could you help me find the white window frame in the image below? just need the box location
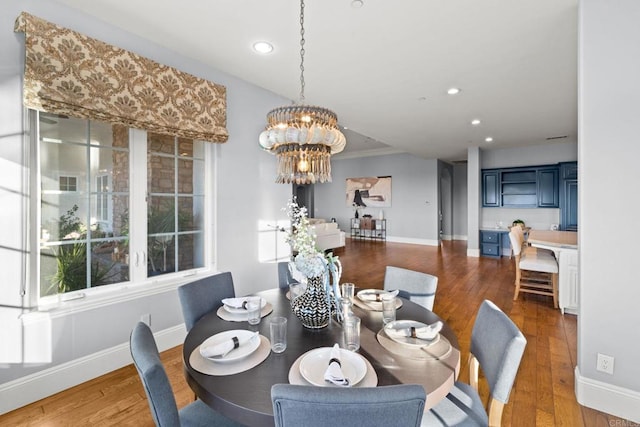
[29,111,217,311]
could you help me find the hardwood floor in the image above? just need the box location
[0,239,630,426]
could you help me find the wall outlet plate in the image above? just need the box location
[596,353,614,374]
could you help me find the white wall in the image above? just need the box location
[0,0,290,412]
[314,153,440,245]
[452,163,468,239]
[481,140,577,169]
[576,0,640,422]
[467,147,480,256]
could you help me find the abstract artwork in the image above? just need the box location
[346,176,392,207]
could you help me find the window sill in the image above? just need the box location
[26,269,217,320]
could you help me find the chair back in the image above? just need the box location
[277,261,294,288]
[383,266,438,311]
[508,230,523,257]
[470,300,527,404]
[271,384,425,427]
[178,272,235,331]
[130,322,180,427]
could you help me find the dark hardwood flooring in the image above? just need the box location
[0,239,630,426]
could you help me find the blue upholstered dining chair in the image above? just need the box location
[421,300,527,427]
[129,322,242,427]
[383,266,438,311]
[271,384,426,427]
[178,272,235,332]
[277,261,294,289]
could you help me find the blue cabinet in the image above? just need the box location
[480,230,508,258]
[482,171,500,207]
[537,168,559,207]
[560,162,578,231]
[482,164,560,208]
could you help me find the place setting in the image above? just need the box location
[288,343,378,388]
[216,296,274,322]
[376,319,452,361]
[352,289,403,311]
[189,329,272,376]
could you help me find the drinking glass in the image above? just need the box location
[381,296,396,325]
[340,297,353,321]
[343,316,361,351]
[270,317,288,353]
[246,299,262,325]
[341,283,355,303]
[289,282,304,302]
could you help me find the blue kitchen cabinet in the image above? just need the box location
[560,162,578,231]
[537,167,559,207]
[482,164,561,208]
[480,230,509,258]
[482,170,500,207]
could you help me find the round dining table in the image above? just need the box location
[182,288,460,427]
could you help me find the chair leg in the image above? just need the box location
[513,267,522,301]
[552,273,559,309]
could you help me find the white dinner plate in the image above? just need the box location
[222,297,266,314]
[199,330,260,363]
[383,320,440,348]
[299,347,367,387]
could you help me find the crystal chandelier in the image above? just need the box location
[259,0,346,184]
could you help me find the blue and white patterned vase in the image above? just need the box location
[291,275,330,329]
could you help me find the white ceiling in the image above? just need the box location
[56,0,578,161]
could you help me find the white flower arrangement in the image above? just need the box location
[283,198,342,299]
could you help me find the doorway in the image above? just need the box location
[294,184,315,218]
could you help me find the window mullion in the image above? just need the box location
[129,128,148,282]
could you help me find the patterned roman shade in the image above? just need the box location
[14,12,228,143]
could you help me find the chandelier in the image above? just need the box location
[259,0,346,184]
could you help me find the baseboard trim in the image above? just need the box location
[0,324,186,415]
[467,248,480,257]
[575,366,640,423]
[386,236,439,246]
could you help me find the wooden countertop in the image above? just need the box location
[528,230,577,249]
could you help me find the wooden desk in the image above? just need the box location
[528,230,579,314]
[182,288,460,426]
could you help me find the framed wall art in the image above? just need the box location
[345,176,391,208]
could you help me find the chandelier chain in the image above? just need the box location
[299,0,306,102]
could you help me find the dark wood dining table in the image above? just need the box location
[182,288,460,427]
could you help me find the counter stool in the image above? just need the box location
[508,230,559,308]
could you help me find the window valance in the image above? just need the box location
[14,12,228,143]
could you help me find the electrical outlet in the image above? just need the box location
[596,353,614,374]
[140,313,151,326]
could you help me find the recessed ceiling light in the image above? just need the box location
[485,137,494,143]
[351,0,364,8]
[447,87,461,95]
[253,41,273,54]
[471,119,481,126]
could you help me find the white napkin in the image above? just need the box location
[358,289,399,302]
[222,297,261,310]
[323,344,350,386]
[200,332,258,358]
[385,321,443,341]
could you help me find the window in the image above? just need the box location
[36,112,210,299]
[59,176,77,192]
